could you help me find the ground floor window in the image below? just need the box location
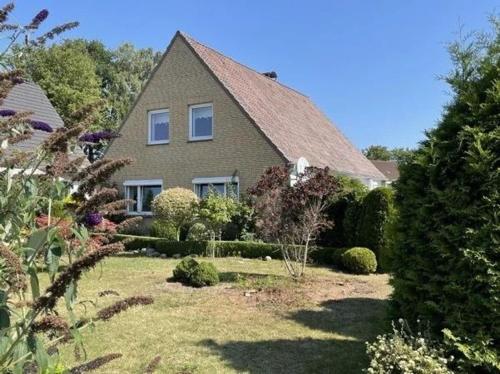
[192,176,239,199]
[124,179,162,214]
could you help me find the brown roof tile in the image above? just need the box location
[179,32,385,180]
[370,160,400,181]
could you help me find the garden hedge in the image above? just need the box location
[115,234,341,265]
[356,187,395,269]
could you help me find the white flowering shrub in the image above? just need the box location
[365,320,454,374]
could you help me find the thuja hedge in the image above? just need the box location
[114,234,340,265]
[391,26,499,372]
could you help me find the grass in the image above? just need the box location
[48,255,391,373]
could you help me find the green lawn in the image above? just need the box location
[50,255,391,373]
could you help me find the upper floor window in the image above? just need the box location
[189,103,213,141]
[148,109,169,144]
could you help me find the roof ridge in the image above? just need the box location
[179,31,309,98]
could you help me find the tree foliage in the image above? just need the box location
[10,38,161,132]
[249,166,339,278]
[198,191,237,242]
[363,145,415,163]
[18,41,102,124]
[391,20,499,372]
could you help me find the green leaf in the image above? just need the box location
[27,229,47,251]
[0,309,10,329]
[28,266,40,299]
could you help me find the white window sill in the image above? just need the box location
[127,211,153,216]
[188,136,213,142]
[147,140,169,145]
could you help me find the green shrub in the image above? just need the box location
[391,24,499,372]
[320,176,368,247]
[172,257,219,287]
[116,234,340,264]
[330,247,350,266]
[186,222,211,241]
[150,219,178,240]
[341,247,377,274]
[172,257,199,283]
[343,199,364,246]
[366,320,454,374]
[152,188,198,241]
[356,187,395,268]
[189,262,219,287]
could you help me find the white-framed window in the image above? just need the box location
[148,109,169,144]
[189,103,213,141]
[124,179,162,215]
[192,176,239,199]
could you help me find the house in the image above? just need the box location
[1,81,65,153]
[0,81,88,176]
[105,31,385,216]
[370,160,400,185]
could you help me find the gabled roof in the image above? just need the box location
[370,160,400,181]
[178,32,385,180]
[1,81,87,164]
[0,82,65,152]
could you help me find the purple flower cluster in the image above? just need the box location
[0,109,16,117]
[85,212,103,227]
[79,130,118,143]
[29,119,53,133]
[30,9,49,27]
[11,77,24,85]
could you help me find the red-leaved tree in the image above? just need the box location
[248,166,339,278]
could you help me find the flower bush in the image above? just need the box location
[365,320,454,374]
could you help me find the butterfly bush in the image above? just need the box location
[365,320,454,374]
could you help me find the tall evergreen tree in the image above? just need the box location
[391,20,499,372]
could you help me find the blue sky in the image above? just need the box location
[10,1,498,149]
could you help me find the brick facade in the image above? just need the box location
[106,36,286,197]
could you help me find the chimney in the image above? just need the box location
[262,71,278,80]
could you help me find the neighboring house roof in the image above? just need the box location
[178,32,385,180]
[0,81,87,163]
[1,82,65,151]
[370,160,400,181]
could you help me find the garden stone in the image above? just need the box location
[145,248,157,257]
[264,256,272,261]
[172,253,181,259]
[160,254,167,259]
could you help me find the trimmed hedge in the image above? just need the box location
[116,234,342,265]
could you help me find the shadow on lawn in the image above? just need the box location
[201,297,388,374]
[288,297,389,340]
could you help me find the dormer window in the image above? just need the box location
[189,103,213,141]
[148,109,169,144]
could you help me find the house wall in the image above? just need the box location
[106,36,285,202]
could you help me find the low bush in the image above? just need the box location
[341,247,377,274]
[365,320,454,374]
[190,262,219,287]
[172,257,199,283]
[150,219,178,240]
[186,222,211,241]
[172,257,219,287]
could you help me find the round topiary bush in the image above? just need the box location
[172,256,199,283]
[341,247,377,274]
[152,188,198,241]
[189,262,219,287]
